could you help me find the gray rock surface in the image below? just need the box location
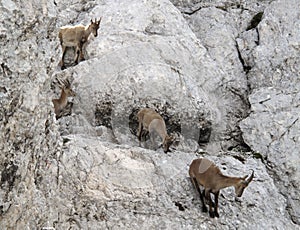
[0,0,299,229]
[238,0,300,224]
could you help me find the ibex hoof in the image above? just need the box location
[215,212,219,218]
[61,65,66,70]
[209,211,215,218]
[202,206,208,213]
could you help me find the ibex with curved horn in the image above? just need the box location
[189,158,254,218]
[58,18,102,69]
[52,79,76,119]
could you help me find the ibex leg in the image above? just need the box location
[61,45,67,70]
[191,177,207,212]
[205,190,215,218]
[74,45,80,64]
[214,191,220,218]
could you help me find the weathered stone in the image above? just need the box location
[238,0,300,224]
[0,0,299,229]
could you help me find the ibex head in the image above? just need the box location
[90,17,102,37]
[162,135,175,153]
[61,79,76,97]
[234,170,254,197]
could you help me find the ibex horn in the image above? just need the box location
[246,169,254,184]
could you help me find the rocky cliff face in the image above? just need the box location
[0,0,299,229]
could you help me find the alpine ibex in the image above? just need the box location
[58,18,102,69]
[52,79,76,119]
[137,108,174,153]
[189,158,254,218]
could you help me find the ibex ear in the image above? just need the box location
[90,19,93,24]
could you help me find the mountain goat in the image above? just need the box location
[52,79,76,119]
[58,18,102,69]
[137,108,174,153]
[189,158,254,218]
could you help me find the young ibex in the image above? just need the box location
[137,108,174,153]
[189,158,254,218]
[52,79,76,119]
[58,18,102,69]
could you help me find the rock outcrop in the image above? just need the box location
[0,0,299,229]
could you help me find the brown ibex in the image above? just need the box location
[189,158,254,218]
[137,108,174,153]
[58,18,102,69]
[52,79,76,119]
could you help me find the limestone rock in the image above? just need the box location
[0,0,299,229]
[239,0,300,224]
